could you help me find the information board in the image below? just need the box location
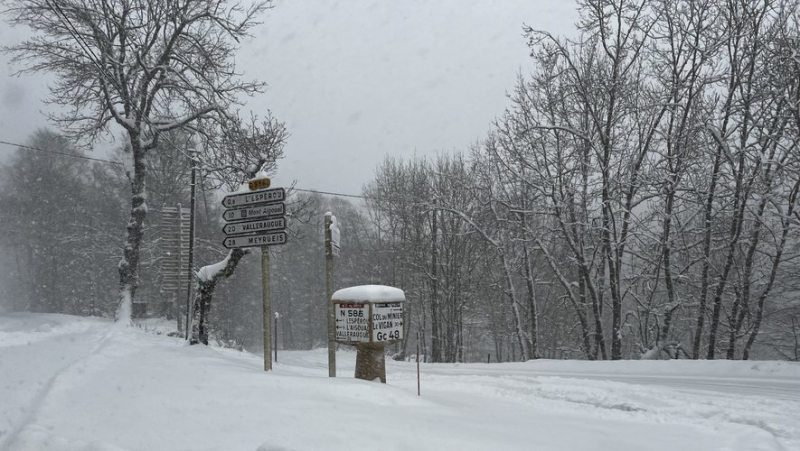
[334,303,369,343]
[371,302,403,342]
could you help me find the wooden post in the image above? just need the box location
[274,312,279,363]
[262,246,272,371]
[325,213,336,377]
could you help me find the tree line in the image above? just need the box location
[2,0,798,362]
[359,0,800,361]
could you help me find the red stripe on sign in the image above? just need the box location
[338,303,365,308]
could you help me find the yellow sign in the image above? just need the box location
[249,178,271,191]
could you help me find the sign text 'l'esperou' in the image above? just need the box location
[221,187,285,209]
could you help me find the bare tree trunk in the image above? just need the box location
[190,249,248,345]
[743,178,800,359]
[522,242,539,359]
[116,139,148,323]
[501,253,530,361]
[430,209,441,362]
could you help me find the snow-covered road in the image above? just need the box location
[395,360,800,401]
[1,313,798,451]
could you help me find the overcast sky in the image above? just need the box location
[0,0,579,197]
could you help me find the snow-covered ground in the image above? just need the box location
[1,313,798,451]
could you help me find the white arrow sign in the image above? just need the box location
[223,217,286,236]
[223,202,285,223]
[334,303,369,343]
[222,230,287,249]
[222,187,285,209]
[372,302,404,342]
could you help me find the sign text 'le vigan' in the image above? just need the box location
[221,183,288,249]
[372,302,403,342]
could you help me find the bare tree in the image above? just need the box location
[3,0,272,322]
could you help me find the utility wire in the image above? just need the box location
[0,138,123,166]
[0,139,365,199]
[293,188,365,199]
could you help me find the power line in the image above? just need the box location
[1,138,366,199]
[293,188,365,199]
[0,139,123,166]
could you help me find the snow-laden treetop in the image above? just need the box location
[332,285,405,302]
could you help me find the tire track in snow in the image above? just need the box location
[404,371,799,450]
[0,323,121,450]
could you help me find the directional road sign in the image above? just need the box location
[334,303,369,343]
[222,230,287,249]
[372,302,404,342]
[223,217,286,236]
[223,202,284,223]
[222,187,285,209]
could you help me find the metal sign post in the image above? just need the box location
[221,178,287,372]
[417,331,421,396]
[274,312,280,363]
[261,246,272,371]
[185,149,198,340]
[325,213,336,377]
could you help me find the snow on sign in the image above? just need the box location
[372,302,403,342]
[334,303,369,343]
[221,187,285,208]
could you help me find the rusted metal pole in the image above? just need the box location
[325,213,336,377]
[417,331,421,396]
[185,150,198,340]
[262,246,272,371]
[274,312,279,363]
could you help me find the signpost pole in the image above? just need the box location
[274,312,279,363]
[185,150,198,341]
[262,246,272,371]
[175,203,184,335]
[417,331,421,396]
[325,213,336,377]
